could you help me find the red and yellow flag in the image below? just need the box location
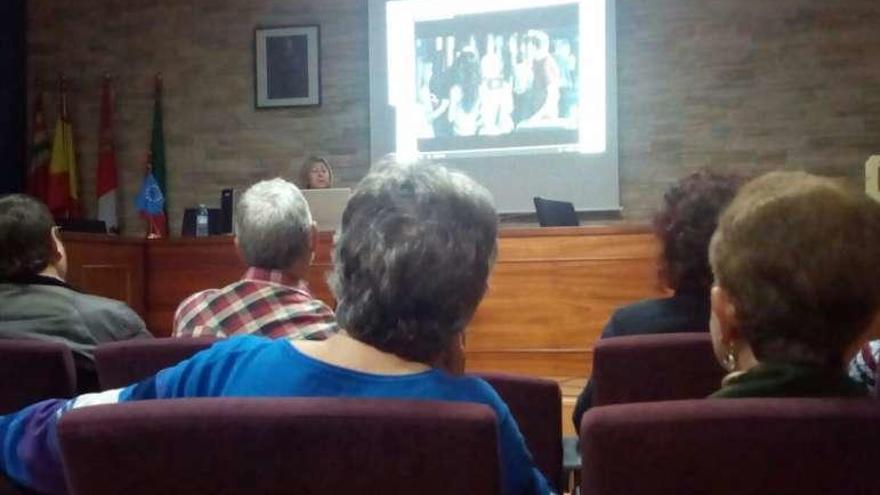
[46,76,80,218]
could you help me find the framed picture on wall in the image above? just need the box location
[255,25,321,108]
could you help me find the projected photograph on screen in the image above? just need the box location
[386,0,607,159]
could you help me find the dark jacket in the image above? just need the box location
[0,275,152,387]
[572,289,710,431]
[710,361,868,399]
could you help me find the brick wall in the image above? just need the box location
[27,0,880,233]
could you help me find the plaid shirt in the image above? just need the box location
[849,339,880,395]
[173,267,337,340]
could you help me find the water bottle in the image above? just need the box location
[196,204,209,237]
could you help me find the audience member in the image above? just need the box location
[0,164,551,495]
[0,194,152,388]
[572,171,741,428]
[173,178,337,340]
[297,156,333,189]
[708,171,880,398]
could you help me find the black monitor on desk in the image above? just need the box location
[533,197,579,227]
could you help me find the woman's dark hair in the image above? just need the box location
[654,170,742,292]
[451,51,481,112]
[0,194,55,279]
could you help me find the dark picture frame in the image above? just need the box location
[255,25,321,108]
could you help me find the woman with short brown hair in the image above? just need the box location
[297,156,333,189]
[709,171,880,398]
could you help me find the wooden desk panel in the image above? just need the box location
[465,227,662,383]
[62,227,659,436]
[62,233,146,317]
[144,237,246,336]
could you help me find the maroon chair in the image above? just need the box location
[592,333,725,406]
[0,340,76,414]
[58,397,500,495]
[581,398,880,495]
[94,337,218,389]
[0,475,39,495]
[478,372,563,492]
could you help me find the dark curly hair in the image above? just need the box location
[654,170,742,292]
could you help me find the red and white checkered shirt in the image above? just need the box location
[172,267,337,340]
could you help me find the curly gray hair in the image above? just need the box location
[329,162,498,363]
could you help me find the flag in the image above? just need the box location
[135,153,167,239]
[45,76,80,218]
[136,76,169,238]
[96,75,119,232]
[26,91,50,201]
[151,75,168,213]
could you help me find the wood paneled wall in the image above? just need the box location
[63,233,147,317]
[466,227,663,379]
[64,227,661,434]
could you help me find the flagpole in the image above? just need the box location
[97,71,120,234]
[58,74,67,122]
[58,74,69,219]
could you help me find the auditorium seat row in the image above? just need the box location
[0,338,564,493]
[1,335,877,494]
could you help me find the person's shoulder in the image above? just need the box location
[208,335,279,354]
[438,374,510,414]
[176,285,227,311]
[70,290,130,311]
[172,286,227,331]
[607,295,708,336]
[177,335,282,371]
[612,297,671,320]
[71,292,145,330]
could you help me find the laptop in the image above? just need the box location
[301,188,351,231]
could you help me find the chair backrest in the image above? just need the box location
[0,474,38,495]
[478,372,563,491]
[0,340,76,414]
[59,397,500,495]
[592,332,724,406]
[94,337,218,389]
[581,398,880,495]
[533,197,579,227]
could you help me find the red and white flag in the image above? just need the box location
[96,75,118,232]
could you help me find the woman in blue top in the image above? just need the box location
[0,163,551,495]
